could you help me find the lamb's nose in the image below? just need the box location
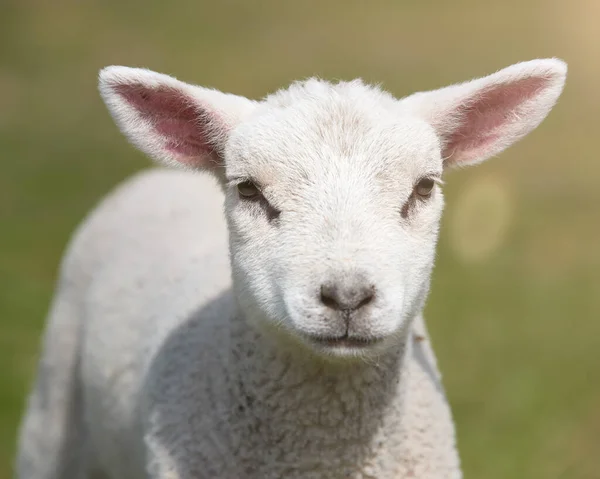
[320,277,375,312]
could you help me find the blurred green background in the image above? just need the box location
[1,0,598,477]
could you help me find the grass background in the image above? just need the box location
[1,0,599,477]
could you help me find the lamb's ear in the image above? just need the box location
[400,59,567,167]
[98,66,256,174]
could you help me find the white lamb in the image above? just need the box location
[15,58,567,479]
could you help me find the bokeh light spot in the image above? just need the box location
[449,175,513,264]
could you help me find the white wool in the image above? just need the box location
[16,59,566,478]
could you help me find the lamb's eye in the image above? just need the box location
[237,181,260,199]
[415,178,435,198]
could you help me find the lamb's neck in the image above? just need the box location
[226,315,413,476]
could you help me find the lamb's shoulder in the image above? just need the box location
[71,168,232,477]
[77,166,230,390]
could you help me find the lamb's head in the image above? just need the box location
[99,59,567,358]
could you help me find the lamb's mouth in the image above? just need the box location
[306,334,384,348]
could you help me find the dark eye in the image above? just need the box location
[237,181,260,199]
[415,178,435,198]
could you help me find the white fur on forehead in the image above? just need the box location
[227,77,441,185]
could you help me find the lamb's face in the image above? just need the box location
[225,82,445,356]
[99,59,566,358]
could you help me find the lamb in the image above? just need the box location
[15,58,567,479]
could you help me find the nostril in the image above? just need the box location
[355,288,375,309]
[320,284,340,309]
[319,282,375,312]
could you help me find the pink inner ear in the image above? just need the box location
[443,76,549,161]
[115,83,215,163]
